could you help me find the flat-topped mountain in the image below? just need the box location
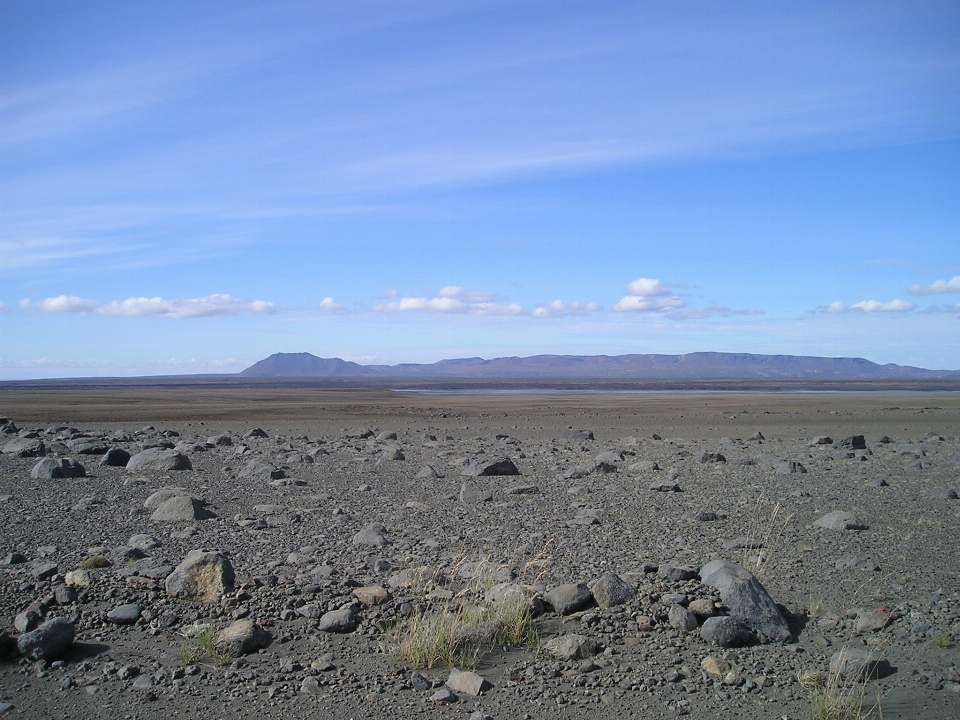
[240,351,959,379]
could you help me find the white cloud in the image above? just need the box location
[626,278,671,297]
[614,277,688,313]
[827,298,916,314]
[373,286,514,315]
[20,295,99,313]
[532,299,602,318]
[613,295,686,312]
[19,293,276,318]
[909,275,960,295]
[318,297,346,312]
[98,294,276,318]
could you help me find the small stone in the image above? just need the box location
[544,583,592,615]
[590,573,635,608]
[814,511,867,531]
[699,616,753,648]
[214,619,272,657]
[317,607,356,633]
[668,604,699,632]
[353,585,389,606]
[688,598,716,618]
[164,550,234,602]
[352,524,390,546]
[701,656,732,676]
[542,634,601,660]
[829,648,893,681]
[445,668,492,696]
[429,687,458,704]
[64,569,92,587]
[106,604,141,625]
[658,565,698,582]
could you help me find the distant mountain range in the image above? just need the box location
[239,352,960,380]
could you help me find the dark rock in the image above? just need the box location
[107,604,141,624]
[700,616,753,647]
[544,583,592,615]
[99,448,131,467]
[461,457,520,477]
[214,620,272,656]
[17,618,74,661]
[699,559,791,642]
[590,573,635,608]
[317,607,356,633]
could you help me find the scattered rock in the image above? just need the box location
[461,457,520,476]
[699,616,753,647]
[699,559,791,642]
[814,511,867,531]
[542,634,601,660]
[17,618,74,661]
[446,669,491,696]
[829,647,893,681]
[214,619,272,656]
[164,550,234,602]
[317,607,357,633]
[126,448,192,472]
[543,583,592,615]
[589,573,635,608]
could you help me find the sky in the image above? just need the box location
[1,0,959,379]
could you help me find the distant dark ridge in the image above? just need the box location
[239,352,960,380]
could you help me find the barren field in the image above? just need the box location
[1,388,959,719]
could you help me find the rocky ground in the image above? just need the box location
[0,390,959,719]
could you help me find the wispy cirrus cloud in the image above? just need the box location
[19,293,276,319]
[825,298,916,314]
[909,275,960,296]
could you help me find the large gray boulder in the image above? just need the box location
[699,560,791,643]
[151,495,211,522]
[30,458,85,479]
[126,448,192,472]
[17,618,74,660]
[3,438,45,457]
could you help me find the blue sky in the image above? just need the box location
[1,1,959,379]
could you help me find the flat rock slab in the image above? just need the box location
[830,647,894,681]
[699,559,791,642]
[446,669,491,696]
[814,511,867,531]
[542,634,601,660]
[126,448,192,472]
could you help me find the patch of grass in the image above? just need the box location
[810,688,865,720]
[739,494,794,582]
[388,598,538,670]
[178,625,231,667]
[798,668,826,689]
[930,633,952,649]
[806,597,827,617]
[79,555,110,570]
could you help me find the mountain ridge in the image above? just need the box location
[239,352,960,380]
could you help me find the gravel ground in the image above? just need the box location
[1,391,958,719]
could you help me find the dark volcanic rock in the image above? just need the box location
[699,560,791,642]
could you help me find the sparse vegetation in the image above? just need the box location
[178,625,231,667]
[79,555,110,570]
[740,494,794,582]
[930,633,952,649]
[388,597,538,670]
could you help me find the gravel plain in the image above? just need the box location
[1,388,959,719]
